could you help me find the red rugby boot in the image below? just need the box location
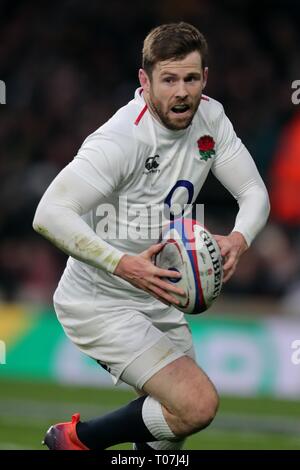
[42,413,89,450]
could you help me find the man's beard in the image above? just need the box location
[149,94,200,131]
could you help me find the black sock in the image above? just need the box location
[76,396,156,449]
[134,442,154,450]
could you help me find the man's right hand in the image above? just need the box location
[113,243,185,306]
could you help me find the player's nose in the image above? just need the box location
[175,81,188,99]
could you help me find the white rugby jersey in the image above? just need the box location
[33,88,270,298]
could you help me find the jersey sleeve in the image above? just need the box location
[32,165,125,273]
[211,106,270,246]
[212,104,245,167]
[69,131,131,196]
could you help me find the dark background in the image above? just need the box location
[1,0,300,311]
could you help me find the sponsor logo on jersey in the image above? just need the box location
[143,155,160,174]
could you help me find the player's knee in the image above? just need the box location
[178,389,219,436]
[193,391,219,430]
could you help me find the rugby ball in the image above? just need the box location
[155,218,223,314]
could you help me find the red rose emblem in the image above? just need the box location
[197,135,216,161]
[197,135,215,152]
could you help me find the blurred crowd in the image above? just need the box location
[0,0,300,312]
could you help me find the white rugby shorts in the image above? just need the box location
[53,275,195,389]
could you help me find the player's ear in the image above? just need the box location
[139,68,150,93]
[202,67,208,90]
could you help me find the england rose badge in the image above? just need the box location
[197,135,215,161]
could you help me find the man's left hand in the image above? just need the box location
[213,231,248,283]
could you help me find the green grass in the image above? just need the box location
[0,379,300,450]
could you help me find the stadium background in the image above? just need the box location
[1,0,300,450]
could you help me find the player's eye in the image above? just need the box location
[185,76,200,82]
[163,77,175,83]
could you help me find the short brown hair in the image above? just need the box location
[142,22,208,76]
